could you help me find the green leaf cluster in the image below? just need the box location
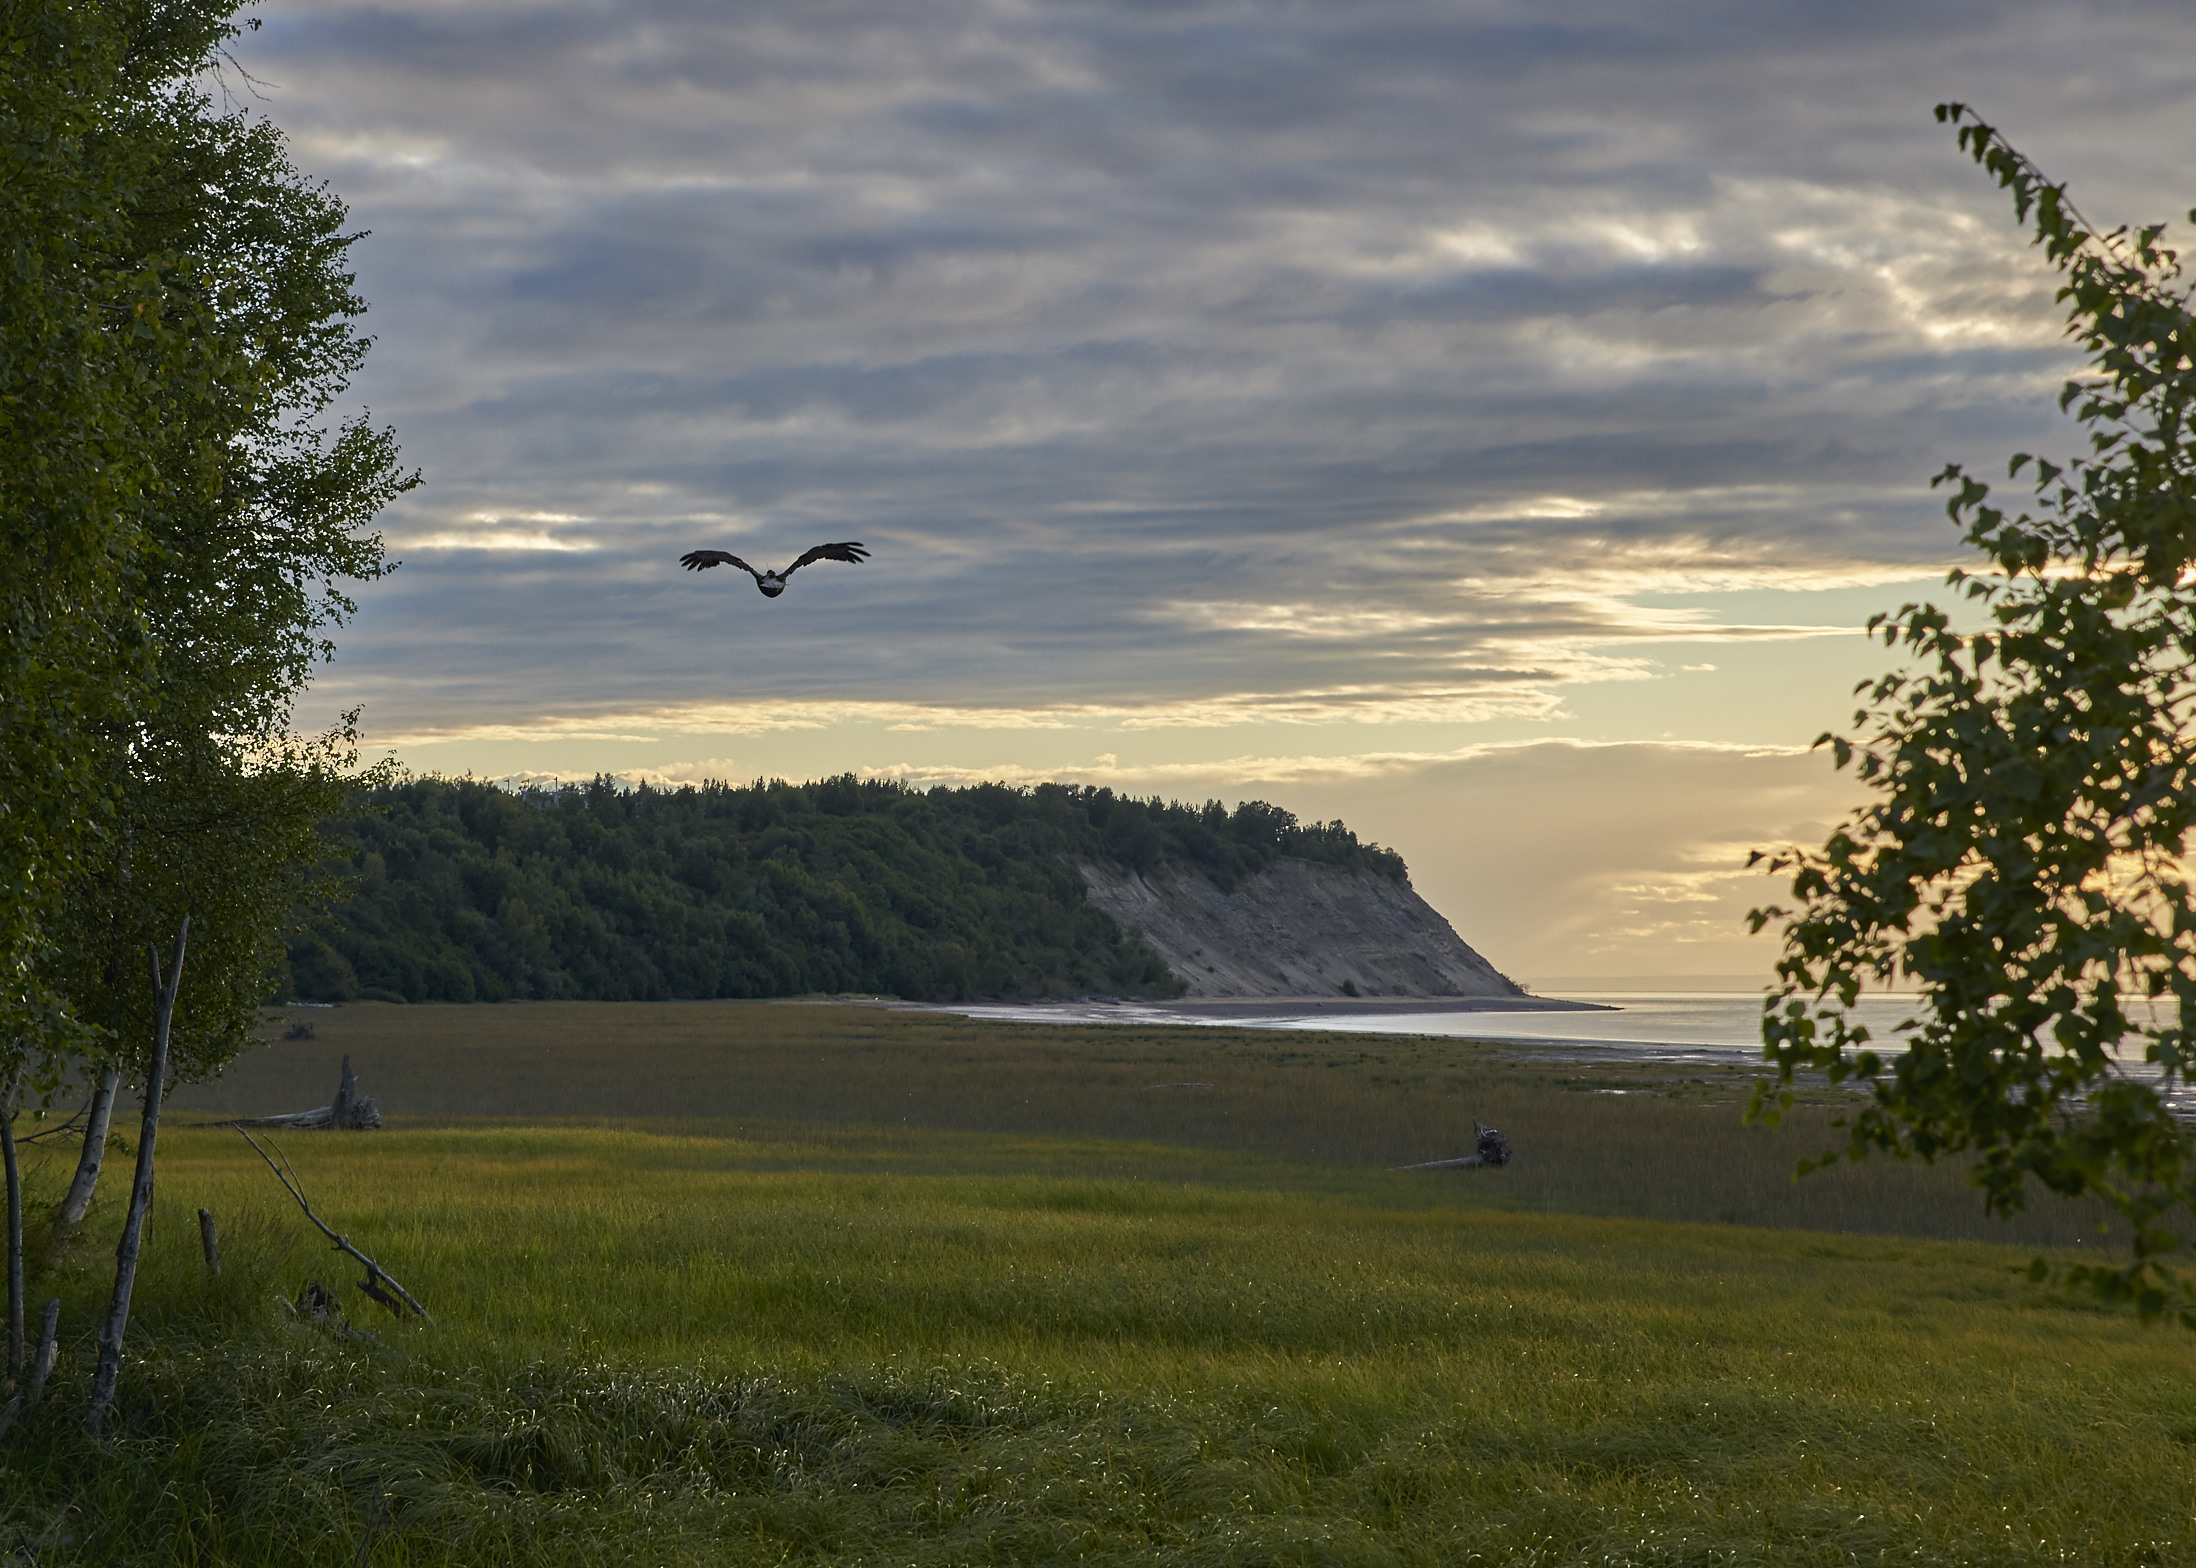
[1752,105,2196,1321]
[2,0,408,1097]
[0,0,212,1046]
[284,777,1408,1004]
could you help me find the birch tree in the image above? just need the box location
[1754,105,2196,1322]
[1,0,407,1423]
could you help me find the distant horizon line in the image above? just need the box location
[1523,973,1924,995]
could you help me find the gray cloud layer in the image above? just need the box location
[237,0,2196,733]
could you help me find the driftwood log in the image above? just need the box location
[1397,1123,1513,1172]
[235,1055,381,1130]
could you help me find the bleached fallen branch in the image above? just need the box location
[233,1127,427,1321]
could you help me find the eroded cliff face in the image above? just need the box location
[1078,859,1521,999]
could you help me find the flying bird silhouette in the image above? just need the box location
[678,541,870,597]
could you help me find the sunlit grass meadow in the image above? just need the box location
[5,1003,2193,1564]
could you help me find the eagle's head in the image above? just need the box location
[757,575,787,597]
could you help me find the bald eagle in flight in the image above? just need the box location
[678,541,870,597]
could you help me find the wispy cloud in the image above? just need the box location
[398,531,600,553]
[391,509,601,552]
[372,681,1622,749]
[855,735,1812,789]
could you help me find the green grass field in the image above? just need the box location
[6,1003,2193,1564]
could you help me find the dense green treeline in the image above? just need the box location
[283,776,1409,1004]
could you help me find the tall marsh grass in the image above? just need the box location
[167,1001,2115,1245]
[0,1003,2183,1564]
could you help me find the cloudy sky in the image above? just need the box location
[240,0,2196,984]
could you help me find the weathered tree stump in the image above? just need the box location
[235,1055,381,1130]
[1397,1122,1513,1172]
[287,1278,386,1344]
[292,1279,339,1322]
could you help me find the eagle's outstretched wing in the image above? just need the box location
[680,549,760,578]
[782,541,871,575]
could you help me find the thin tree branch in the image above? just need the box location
[232,1127,427,1320]
[19,1104,90,1145]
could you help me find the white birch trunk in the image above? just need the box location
[86,917,188,1438]
[2,1066,20,1382]
[57,1060,122,1229]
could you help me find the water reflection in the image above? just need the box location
[927,991,2195,1112]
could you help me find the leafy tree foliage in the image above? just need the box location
[1,0,404,1071]
[57,735,380,1084]
[0,0,198,1047]
[1753,106,2196,1321]
[285,777,1408,1004]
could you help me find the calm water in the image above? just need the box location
[930,991,2193,1108]
[1273,993,1911,1064]
[936,992,1850,1065]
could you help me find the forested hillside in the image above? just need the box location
[283,776,1409,1003]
